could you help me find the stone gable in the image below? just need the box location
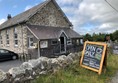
[28,2,70,28]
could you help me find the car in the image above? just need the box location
[0,49,18,61]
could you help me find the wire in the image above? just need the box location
[105,0,118,12]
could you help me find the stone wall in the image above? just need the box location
[28,1,70,28]
[0,53,81,83]
[0,25,28,54]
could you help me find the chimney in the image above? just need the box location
[7,14,12,20]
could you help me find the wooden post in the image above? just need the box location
[103,48,107,73]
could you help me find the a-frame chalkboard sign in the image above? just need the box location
[80,41,107,75]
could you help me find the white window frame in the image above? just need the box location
[28,36,34,48]
[67,39,72,45]
[14,28,18,47]
[6,29,9,46]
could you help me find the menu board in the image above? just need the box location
[113,43,118,55]
[80,41,107,75]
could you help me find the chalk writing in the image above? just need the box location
[82,44,103,69]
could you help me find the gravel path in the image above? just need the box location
[109,72,118,83]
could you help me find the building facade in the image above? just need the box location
[0,0,83,58]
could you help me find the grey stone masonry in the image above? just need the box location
[0,25,28,54]
[28,1,70,28]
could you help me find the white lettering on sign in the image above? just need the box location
[86,44,96,52]
[85,51,95,57]
[96,48,103,54]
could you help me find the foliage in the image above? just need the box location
[84,33,93,41]
[83,30,118,42]
[33,53,118,83]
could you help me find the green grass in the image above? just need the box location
[33,53,118,83]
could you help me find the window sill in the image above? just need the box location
[14,45,18,47]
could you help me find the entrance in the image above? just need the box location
[60,36,66,53]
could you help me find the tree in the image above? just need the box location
[84,33,93,41]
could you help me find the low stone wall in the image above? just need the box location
[0,53,80,83]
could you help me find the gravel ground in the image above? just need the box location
[109,72,118,83]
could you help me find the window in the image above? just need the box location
[67,39,72,45]
[14,28,18,46]
[0,32,2,44]
[0,49,8,53]
[28,37,34,48]
[6,29,9,46]
[80,39,83,45]
[76,39,79,45]
[51,40,58,45]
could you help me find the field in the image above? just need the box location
[33,53,118,83]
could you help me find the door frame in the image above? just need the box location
[59,31,68,54]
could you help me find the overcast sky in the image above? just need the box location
[0,0,118,35]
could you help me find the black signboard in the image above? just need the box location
[113,43,118,55]
[80,41,107,75]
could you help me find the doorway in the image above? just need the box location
[60,36,66,53]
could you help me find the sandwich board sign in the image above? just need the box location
[80,41,107,75]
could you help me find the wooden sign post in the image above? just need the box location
[80,41,107,75]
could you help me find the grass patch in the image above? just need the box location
[33,53,118,83]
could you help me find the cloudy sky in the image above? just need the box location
[0,0,118,35]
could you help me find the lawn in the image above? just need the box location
[32,53,118,83]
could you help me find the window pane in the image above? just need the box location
[0,50,5,53]
[67,39,72,45]
[7,35,9,39]
[7,40,9,44]
[30,43,33,46]
[29,37,34,47]
[51,40,58,45]
[14,34,18,39]
[30,38,33,41]
[15,40,18,45]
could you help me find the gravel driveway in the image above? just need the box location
[0,60,23,72]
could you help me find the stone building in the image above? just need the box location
[0,0,83,58]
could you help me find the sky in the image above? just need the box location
[0,0,118,35]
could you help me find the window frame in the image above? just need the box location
[51,40,58,45]
[67,39,72,45]
[28,36,34,48]
[14,28,18,47]
[6,29,10,46]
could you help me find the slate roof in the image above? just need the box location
[0,0,72,29]
[27,24,82,40]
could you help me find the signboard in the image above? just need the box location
[40,41,48,48]
[80,41,107,75]
[113,43,118,55]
